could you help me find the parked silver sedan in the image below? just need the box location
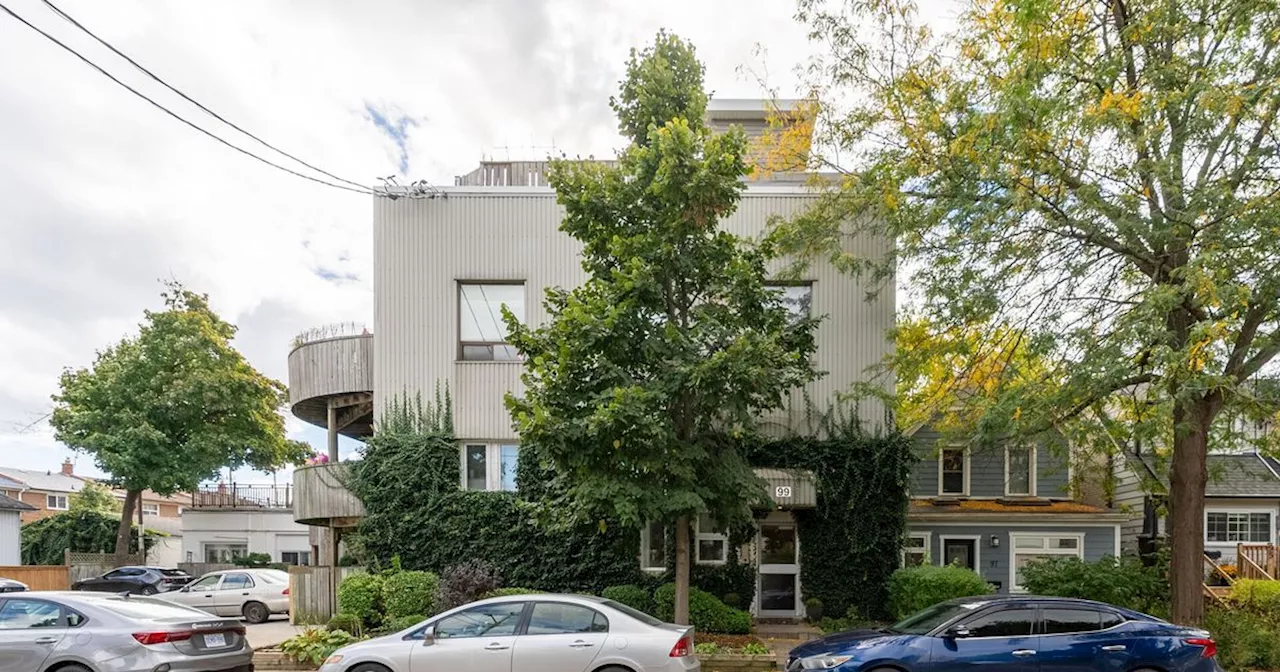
[320,593,699,672]
[158,567,291,623]
[0,591,252,672]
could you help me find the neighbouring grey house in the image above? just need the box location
[0,492,35,565]
[1112,450,1280,565]
[906,424,1130,593]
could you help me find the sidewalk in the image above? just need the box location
[245,617,306,650]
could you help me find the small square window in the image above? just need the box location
[460,444,521,492]
[767,283,813,325]
[46,495,68,510]
[141,503,159,516]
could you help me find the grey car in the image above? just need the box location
[0,591,252,672]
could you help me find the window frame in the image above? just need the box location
[188,575,222,591]
[458,443,520,492]
[938,447,970,496]
[140,502,160,516]
[457,281,525,362]
[0,598,69,630]
[1004,444,1037,497]
[903,532,931,567]
[950,606,1037,639]
[203,542,249,563]
[430,601,529,640]
[640,521,667,573]
[694,514,729,566]
[521,601,610,636]
[281,551,312,566]
[46,494,68,511]
[1038,606,1126,636]
[764,281,814,325]
[1205,510,1274,544]
[1008,533,1086,593]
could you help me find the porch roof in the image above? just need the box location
[908,498,1132,523]
[756,468,816,509]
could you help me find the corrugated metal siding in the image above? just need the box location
[0,511,20,565]
[908,524,1116,593]
[374,189,894,442]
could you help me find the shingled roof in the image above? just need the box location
[0,492,36,512]
[1133,452,1280,498]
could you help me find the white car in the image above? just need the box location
[158,568,290,623]
[321,593,699,672]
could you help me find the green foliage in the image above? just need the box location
[1205,608,1280,672]
[690,562,757,613]
[654,584,752,634]
[818,607,885,635]
[744,412,914,620]
[384,614,428,633]
[69,481,121,515]
[504,31,820,619]
[603,585,653,614]
[20,510,150,565]
[326,613,363,637]
[1019,555,1169,614]
[382,570,439,620]
[436,561,502,613]
[232,552,274,568]
[49,282,307,553]
[337,573,384,628]
[804,597,824,623]
[887,565,993,620]
[1228,579,1280,614]
[721,593,742,610]
[280,627,358,666]
[740,641,770,656]
[694,642,722,655]
[482,587,541,598]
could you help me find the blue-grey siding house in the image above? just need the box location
[906,425,1129,593]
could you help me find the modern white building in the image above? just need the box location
[182,485,313,566]
[0,492,34,565]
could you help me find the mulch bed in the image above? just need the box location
[701,633,769,649]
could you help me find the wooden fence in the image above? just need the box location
[178,562,238,578]
[288,566,363,625]
[0,566,70,590]
[66,551,142,584]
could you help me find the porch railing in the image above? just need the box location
[190,484,292,509]
[1237,543,1278,581]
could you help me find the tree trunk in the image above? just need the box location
[116,489,139,556]
[1168,397,1213,626]
[674,515,691,625]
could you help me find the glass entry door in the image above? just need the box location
[758,519,799,617]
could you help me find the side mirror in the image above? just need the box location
[945,625,971,639]
[421,626,436,647]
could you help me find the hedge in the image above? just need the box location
[887,565,993,619]
[1018,555,1167,614]
[654,584,751,634]
[602,585,653,614]
[337,573,385,627]
[382,570,439,620]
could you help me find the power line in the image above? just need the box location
[0,1,379,196]
[38,0,374,193]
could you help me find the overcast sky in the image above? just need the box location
[0,0,955,484]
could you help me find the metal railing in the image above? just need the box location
[290,323,370,350]
[190,484,293,509]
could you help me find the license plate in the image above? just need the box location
[203,633,227,648]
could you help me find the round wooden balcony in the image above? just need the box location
[293,463,365,528]
[287,326,374,440]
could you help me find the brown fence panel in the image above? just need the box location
[287,566,364,625]
[0,566,70,591]
[64,552,143,584]
[178,563,238,578]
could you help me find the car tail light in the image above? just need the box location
[669,634,692,658]
[1185,638,1217,658]
[283,587,290,596]
[133,631,193,645]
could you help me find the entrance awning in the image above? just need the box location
[755,468,816,509]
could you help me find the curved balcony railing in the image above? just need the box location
[293,463,365,527]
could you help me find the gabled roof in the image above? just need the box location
[0,492,36,512]
[0,467,86,494]
[1133,452,1280,498]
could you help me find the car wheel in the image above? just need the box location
[349,664,392,672]
[51,665,90,672]
[140,585,157,595]
[242,601,271,624]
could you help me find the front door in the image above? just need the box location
[758,515,799,617]
[943,538,978,570]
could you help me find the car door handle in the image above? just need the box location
[34,637,59,645]
[484,643,510,651]
[569,641,595,648]
[242,592,249,596]
[1102,645,1127,652]
[1012,649,1037,657]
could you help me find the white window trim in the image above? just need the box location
[903,532,931,567]
[459,443,520,492]
[695,516,728,566]
[140,503,160,516]
[1205,509,1274,545]
[1008,532,1085,593]
[938,447,971,496]
[46,494,68,510]
[640,521,666,573]
[1004,445,1037,497]
[939,535,981,573]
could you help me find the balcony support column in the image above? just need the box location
[326,403,339,462]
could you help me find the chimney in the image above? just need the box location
[61,459,73,476]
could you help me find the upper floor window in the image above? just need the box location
[1006,445,1035,496]
[46,494,68,510]
[459,283,524,361]
[939,448,968,496]
[1207,511,1273,544]
[141,503,160,516]
[767,283,813,325]
[461,443,520,492]
[641,521,667,572]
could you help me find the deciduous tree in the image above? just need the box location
[69,480,121,515]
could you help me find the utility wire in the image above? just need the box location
[38,0,374,193]
[0,0,378,196]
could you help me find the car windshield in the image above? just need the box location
[888,599,991,635]
[600,599,665,628]
[158,569,189,577]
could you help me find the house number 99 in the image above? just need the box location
[775,486,793,498]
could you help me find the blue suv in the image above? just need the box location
[787,596,1222,671]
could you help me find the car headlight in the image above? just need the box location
[800,654,854,669]
[322,654,344,666]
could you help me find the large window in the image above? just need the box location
[940,448,967,495]
[695,514,728,565]
[641,521,666,572]
[281,551,312,566]
[1006,445,1034,496]
[141,503,160,516]
[1010,533,1083,592]
[460,444,520,492]
[459,283,524,361]
[204,543,248,563]
[46,494,68,510]
[903,532,930,567]
[1206,511,1273,543]
[767,283,813,324]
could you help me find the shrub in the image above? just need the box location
[382,570,439,619]
[804,597,824,622]
[337,573,385,627]
[436,561,503,612]
[280,627,358,666]
[1205,607,1280,671]
[232,552,274,568]
[385,614,428,633]
[482,587,541,598]
[741,641,770,655]
[602,585,653,614]
[326,613,363,636]
[1017,555,1167,614]
[887,565,993,620]
[721,592,742,610]
[654,584,752,634]
[694,642,722,655]
[1228,579,1280,614]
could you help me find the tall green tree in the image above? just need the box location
[51,282,308,555]
[505,32,821,624]
[775,0,1280,624]
[69,481,121,515]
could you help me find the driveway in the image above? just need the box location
[245,616,306,649]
